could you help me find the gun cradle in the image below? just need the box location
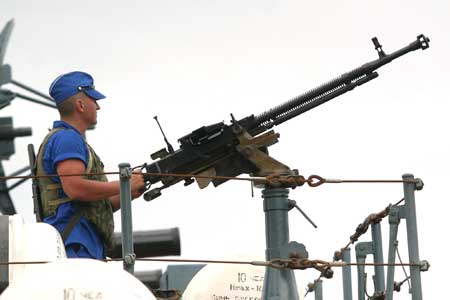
[193,129,294,189]
[235,129,293,177]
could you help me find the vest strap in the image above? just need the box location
[86,148,93,174]
[45,183,62,190]
[61,207,83,242]
[47,197,72,206]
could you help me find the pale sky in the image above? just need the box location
[1,0,449,299]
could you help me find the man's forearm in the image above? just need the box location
[109,190,142,211]
[109,194,121,211]
[63,178,120,201]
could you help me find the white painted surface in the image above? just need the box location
[8,214,66,283]
[183,255,304,300]
[0,259,155,300]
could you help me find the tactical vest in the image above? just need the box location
[36,128,115,249]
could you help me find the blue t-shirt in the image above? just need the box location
[43,120,105,259]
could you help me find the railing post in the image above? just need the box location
[261,188,300,300]
[119,162,135,274]
[355,242,370,300]
[314,279,323,300]
[403,174,423,300]
[342,248,353,300]
[386,207,400,300]
[371,222,385,293]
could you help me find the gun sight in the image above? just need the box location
[153,116,175,154]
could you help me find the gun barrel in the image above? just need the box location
[107,228,180,258]
[0,126,32,140]
[250,34,430,134]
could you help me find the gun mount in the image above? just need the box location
[142,34,430,201]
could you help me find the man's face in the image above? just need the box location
[82,95,100,126]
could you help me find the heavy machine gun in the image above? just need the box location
[141,34,430,201]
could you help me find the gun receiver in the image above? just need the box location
[142,34,430,201]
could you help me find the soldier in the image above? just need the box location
[36,71,145,259]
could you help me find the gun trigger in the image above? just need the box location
[195,168,216,189]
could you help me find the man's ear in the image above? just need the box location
[74,98,85,111]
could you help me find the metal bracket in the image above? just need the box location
[419,260,430,272]
[124,253,136,267]
[355,241,374,258]
[119,166,132,179]
[414,178,424,191]
[279,241,309,260]
[389,206,402,224]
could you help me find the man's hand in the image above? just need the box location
[130,170,145,199]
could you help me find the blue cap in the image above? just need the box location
[49,71,106,105]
